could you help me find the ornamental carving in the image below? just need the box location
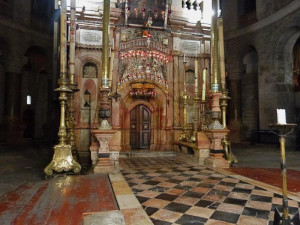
[118,50,168,93]
[83,63,98,78]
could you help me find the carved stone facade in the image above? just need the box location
[69,0,212,162]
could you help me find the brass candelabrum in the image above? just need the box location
[269,123,299,225]
[190,96,200,142]
[220,89,238,165]
[66,0,80,162]
[179,61,190,142]
[44,0,81,177]
[200,100,207,130]
[66,84,79,161]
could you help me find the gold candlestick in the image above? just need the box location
[191,57,199,142]
[66,0,80,161]
[179,61,189,141]
[269,123,299,225]
[99,0,112,130]
[44,0,81,176]
[200,100,207,131]
[220,89,238,165]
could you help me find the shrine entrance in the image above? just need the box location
[130,105,151,149]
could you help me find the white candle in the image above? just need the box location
[201,69,207,101]
[277,109,287,124]
[183,54,186,62]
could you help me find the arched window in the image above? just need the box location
[83,62,98,78]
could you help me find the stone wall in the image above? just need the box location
[0,0,54,142]
[223,0,300,145]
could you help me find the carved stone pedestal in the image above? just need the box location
[92,130,118,173]
[204,129,230,168]
[197,132,211,164]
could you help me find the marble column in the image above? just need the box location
[5,71,22,143]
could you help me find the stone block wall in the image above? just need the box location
[223,0,300,145]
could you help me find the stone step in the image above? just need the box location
[120,151,176,158]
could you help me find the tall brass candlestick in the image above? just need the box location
[218,17,226,91]
[44,0,81,176]
[191,57,199,142]
[220,90,238,165]
[102,0,110,88]
[179,61,189,141]
[201,69,207,130]
[99,0,112,130]
[211,0,219,92]
[67,0,80,160]
[201,69,207,101]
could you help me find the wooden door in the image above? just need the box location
[130,105,151,149]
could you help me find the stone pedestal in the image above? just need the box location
[204,129,230,168]
[92,129,118,173]
[197,132,211,164]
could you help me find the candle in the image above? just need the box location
[184,54,186,62]
[277,109,287,124]
[201,69,207,101]
[195,58,198,94]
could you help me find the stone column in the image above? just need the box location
[5,70,22,143]
[228,79,242,143]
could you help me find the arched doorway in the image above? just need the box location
[23,108,35,139]
[130,105,151,149]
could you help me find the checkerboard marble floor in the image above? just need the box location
[119,157,300,225]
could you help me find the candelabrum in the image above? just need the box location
[179,61,190,142]
[200,100,207,130]
[269,123,299,225]
[220,89,238,165]
[190,96,200,142]
[66,85,79,161]
[44,0,81,177]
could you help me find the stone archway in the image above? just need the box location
[119,84,167,151]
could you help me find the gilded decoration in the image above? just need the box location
[118,50,168,94]
[83,63,98,78]
[44,144,81,176]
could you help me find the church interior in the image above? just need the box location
[0,0,300,224]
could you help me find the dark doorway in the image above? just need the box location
[130,105,151,149]
[23,108,35,139]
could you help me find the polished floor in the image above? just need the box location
[119,156,300,225]
[1,142,300,224]
[0,174,118,225]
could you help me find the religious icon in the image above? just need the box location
[163,38,169,46]
[142,30,149,38]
